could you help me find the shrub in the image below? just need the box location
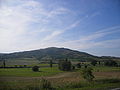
[24,65,27,68]
[91,60,97,66]
[81,67,94,82]
[58,59,72,71]
[32,66,39,72]
[76,63,81,68]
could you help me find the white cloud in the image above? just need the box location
[0,0,71,52]
[54,25,120,50]
[42,20,80,41]
[43,31,62,41]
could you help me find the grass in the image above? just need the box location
[0,66,120,90]
[0,67,63,77]
[56,78,120,90]
[0,78,120,90]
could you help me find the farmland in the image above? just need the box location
[0,48,120,90]
[0,65,120,90]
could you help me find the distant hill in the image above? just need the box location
[0,47,120,61]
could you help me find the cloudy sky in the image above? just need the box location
[0,0,120,56]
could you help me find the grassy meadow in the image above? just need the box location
[0,67,63,77]
[0,64,120,90]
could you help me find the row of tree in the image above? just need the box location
[90,60,118,67]
[1,58,119,69]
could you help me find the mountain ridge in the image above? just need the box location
[0,47,119,61]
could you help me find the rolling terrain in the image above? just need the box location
[0,47,119,62]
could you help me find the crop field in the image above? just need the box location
[0,65,120,90]
[0,67,63,77]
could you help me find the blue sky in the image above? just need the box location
[0,0,120,56]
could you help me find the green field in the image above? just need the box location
[0,67,63,77]
[0,66,120,90]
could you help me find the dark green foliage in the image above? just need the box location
[76,63,81,68]
[58,59,72,71]
[32,66,39,72]
[91,60,97,66]
[104,60,118,67]
[81,67,94,82]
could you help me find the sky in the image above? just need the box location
[0,0,120,57]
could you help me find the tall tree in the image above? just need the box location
[50,60,53,68]
[3,60,6,68]
[104,60,118,67]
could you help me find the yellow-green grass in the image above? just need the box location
[0,67,63,77]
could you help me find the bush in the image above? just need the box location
[91,60,97,66]
[81,67,94,82]
[58,59,72,71]
[32,66,39,72]
[24,65,27,68]
[76,63,81,68]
